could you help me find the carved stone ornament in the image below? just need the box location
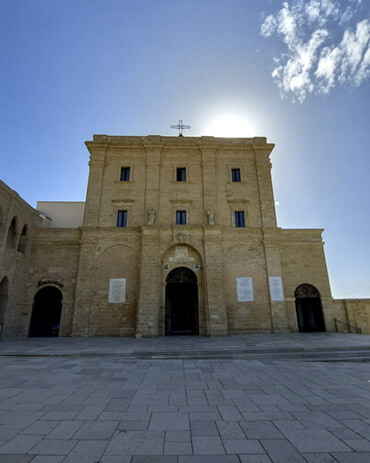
[295,284,320,298]
[177,232,186,243]
[147,209,155,225]
[206,209,215,225]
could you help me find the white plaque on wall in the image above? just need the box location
[237,277,254,302]
[108,279,126,303]
[269,276,284,301]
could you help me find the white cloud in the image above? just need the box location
[261,0,370,101]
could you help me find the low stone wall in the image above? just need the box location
[332,299,370,335]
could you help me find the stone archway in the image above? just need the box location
[295,284,325,332]
[165,267,199,335]
[29,286,63,337]
[0,277,9,338]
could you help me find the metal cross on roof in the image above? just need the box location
[170,119,191,136]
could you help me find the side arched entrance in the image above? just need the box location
[295,284,325,332]
[165,267,199,335]
[29,286,63,337]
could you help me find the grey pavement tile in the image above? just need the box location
[0,434,42,454]
[20,420,59,435]
[99,411,151,421]
[73,420,119,439]
[339,419,370,439]
[192,436,225,454]
[343,438,370,451]
[0,411,44,429]
[47,420,84,439]
[41,411,78,421]
[164,441,192,454]
[131,457,177,463]
[282,429,352,453]
[41,404,85,412]
[217,405,244,421]
[74,404,106,420]
[118,420,149,431]
[31,457,65,463]
[302,454,338,463]
[261,438,306,463]
[216,421,245,440]
[189,412,222,421]
[149,405,178,412]
[239,456,272,463]
[292,411,345,429]
[179,456,239,462]
[166,430,191,441]
[242,412,293,421]
[30,438,77,455]
[272,419,306,431]
[327,410,364,420]
[223,439,265,454]
[100,457,131,463]
[0,456,34,463]
[240,420,284,439]
[330,427,363,439]
[64,439,108,460]
[104,430,164,455]
[331,454,370,463]
[104,398,131,411]
[0,427,20,440]
[190,421,218,436]
[149,412,189,430]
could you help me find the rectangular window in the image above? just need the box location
[176,167,186,182]
[120,167,130,181]
[235,211,245,227]
[117,210,127,227]
[176,210,186,225]
[232,168,241,182]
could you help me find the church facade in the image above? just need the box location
[1,134,368,338]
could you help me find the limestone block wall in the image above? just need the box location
[332,299,370,334]
[279,229,333,331]
[0,180,39,337]
[12,228,81,337]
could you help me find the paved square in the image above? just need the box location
[0,334,370,461]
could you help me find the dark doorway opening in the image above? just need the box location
[165,267,199,335]
[29,286,62,337]
[295,284,325,332]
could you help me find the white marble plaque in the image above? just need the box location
[269,276,284,301]
[237,277,254,302]
[108,278,126,303]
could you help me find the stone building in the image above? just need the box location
[0,134,369,338]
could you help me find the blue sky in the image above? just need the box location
[1,0,369,298]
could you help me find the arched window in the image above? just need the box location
[6,216,18,249]
[17,224,28,253]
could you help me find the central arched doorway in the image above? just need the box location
[295,283,325,332]
[29,286,63,337]
[165,267,199,335]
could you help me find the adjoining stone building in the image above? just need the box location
[0,134,369,338]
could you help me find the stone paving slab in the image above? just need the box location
[0,335,369,461]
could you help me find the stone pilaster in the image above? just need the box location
[203,227,228,336]
[254,143,277,228]
[143,142,163,224]
[136,227,161,337]
[262,229,289,332]
[71,230,98,336]
[83,137,107,227]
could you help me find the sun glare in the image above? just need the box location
[202,114,256,137]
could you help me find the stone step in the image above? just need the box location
[1,345,370,361]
